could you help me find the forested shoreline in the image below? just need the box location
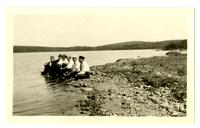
[13,39,187,53]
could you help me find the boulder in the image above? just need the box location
[81,87,94,93]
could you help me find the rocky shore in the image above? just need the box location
[52,53,187,116]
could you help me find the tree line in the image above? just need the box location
[13,39,187,53]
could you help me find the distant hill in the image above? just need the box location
[13,39,187,53]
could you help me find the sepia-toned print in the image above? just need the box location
[12,8,193,118]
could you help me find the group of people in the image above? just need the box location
[41,54,90,80]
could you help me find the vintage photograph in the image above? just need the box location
[12,8,193,117]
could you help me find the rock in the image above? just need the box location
[76,95,88,102]
[143,85,151,89]
[122,93,126,96]
[121,102,126,105]
[167,74,172,78]
[166,51,182,56]
[101,73,106,76]
[175,103,186,113]
[109,97,114,101]
[80,101,87,107]
[154,91,161,96]
[135,107,141,111]
[127,97,132,101]
[82,82,87,87]
[167,108,174,113]
[121,105,127,109]
[148,96,158,103]
[87,94,95,99]
[64,88,71,92]
[80,111,86,114]
[135,91,140,94]
[116,95,122,99]
[74,84,80,88]
[179,103,186,112]
[80,106,90,111]
[80,87,94,93]
[171,111,185,117]
[154,71,162,76]
[112,113,118,116]
[95,71,101,75]
[75,104,79,107]
[100,108,106,113]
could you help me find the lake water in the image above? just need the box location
[13,50,168,115]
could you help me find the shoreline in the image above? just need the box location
[13,49,187,54]
[49,52,187,116]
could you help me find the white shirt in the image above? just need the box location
[63,59,69,65]
[58,59,68,65]
[67,59,73,69]
[57,59,63,65]
[78,61,90,74]
[71,60,80,72]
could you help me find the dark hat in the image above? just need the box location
[79,56,85,59]
[58,54,62,57]
[63,54,67,57]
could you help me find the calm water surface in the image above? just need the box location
[13,50,168,115]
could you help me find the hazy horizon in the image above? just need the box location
[13,8,193,47]
[13,39,187,47]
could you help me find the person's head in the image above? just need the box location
[67,56,72,61]
[62,54,66,60]
[50,56,54,62]
[58,54,62,59]
[72,56,78,62]
[79,56,85,63]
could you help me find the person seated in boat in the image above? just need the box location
[41,56,54,75]
[75,56,90,80]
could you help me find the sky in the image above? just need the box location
[13,8,193,47]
